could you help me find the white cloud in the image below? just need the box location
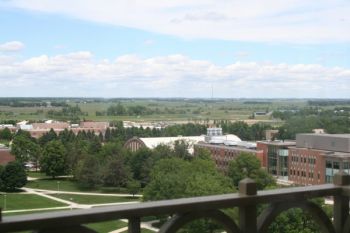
[0,41,25,52]
[0,51,349,98]
[4,0,350,43]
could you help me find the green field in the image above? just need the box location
[0,193,67,210]
[49,194,140,204]
[0,98,311,122]
[26,171,51,179]
[85,220,128,233]
[25,178,90,192]
[26,178,132,194]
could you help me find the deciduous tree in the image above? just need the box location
[40,140,67,178]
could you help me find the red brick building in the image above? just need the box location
[256,141,296,179]
[0,147,15,165]
[195,142,264,172]
[288,134,350,186]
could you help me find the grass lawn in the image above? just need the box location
[0,193,67,211]
[50,194,140,204]
[25,178,98,192]
[26,178,134,194]
[121,229,155,233]
[26,171,51,179]
[85,220,127,233]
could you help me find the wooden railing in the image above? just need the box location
[1,172,350,233]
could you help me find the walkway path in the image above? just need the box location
[6,185,157,232]
[26,187,142,197]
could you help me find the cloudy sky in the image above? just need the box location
[0,0,349,98]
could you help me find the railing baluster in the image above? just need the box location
[128,217,141,233]
[333,172,350,233]
[239,178,257,233]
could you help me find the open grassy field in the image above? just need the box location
[0,193,67,210]
[85,220,128,233]
[26,178,132,194]
[49,194,140,204]
[0,98,311,122]
[26,178,88,192]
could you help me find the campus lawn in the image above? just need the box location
[121,229,155,233]
[25,178,97,192]
[26,178,134,194]
[0,193,67,211]
[26,171,51,179]
[49,194,140,204]
[85,220,127,233]
[4,211,128,233]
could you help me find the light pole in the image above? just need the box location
[4,194,6,211]
[57,181,60,194]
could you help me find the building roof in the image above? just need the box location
[298,133,350,139]
[32,123,69,130]
[197,141,261,153]
[257,140,296,146]
[139,135,206,154]
[80,121,109,129]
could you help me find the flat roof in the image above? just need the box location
[298,133,350,139]
[257,140,296,146]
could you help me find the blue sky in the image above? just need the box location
[0,1,349,98]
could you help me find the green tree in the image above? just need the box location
[102,156,132,187]
[144,157,233,200]
[11,135,40,164]
[75,155,101,188]
[41,140,67,178]
[127,179,141,196]
[1,161,27,191]
[228,152,275,190]
[0,128,12,141]
[144,157,234,233]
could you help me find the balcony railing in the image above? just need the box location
[1,172,350,233]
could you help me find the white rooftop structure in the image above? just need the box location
[139,135,206,154]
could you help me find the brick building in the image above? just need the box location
[256,140,296,179]
[288,134,350,185]
[194,142,263,172]
[0,147,15,165]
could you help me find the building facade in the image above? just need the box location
[256,141,296,179]
[0,146,15,165]
[288,134,350,185]
[194,142,263,172]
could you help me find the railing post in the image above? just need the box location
[239,178,257,233]
[128,217,141,233]
[333,172,350,233]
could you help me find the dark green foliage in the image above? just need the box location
[39,129,58,146]
[102,156,132,187]
[0,127,12,140]
[143,157,234,201]
[75,155,101,188]
[228,152,275,190]
[0,162,27,191]
[127,179,141,196]
[272,107,350,139]
[267,198,333,233]
[220,121,271,140]
[40,140,67,178]
[143,157,234,233]
[47,104,85,122]
[11,135,41,164]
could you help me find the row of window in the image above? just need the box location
[289,169,320,179]
[290,156,316,164]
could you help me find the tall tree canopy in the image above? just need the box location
[228,152,275,190]
[40,140,67,178]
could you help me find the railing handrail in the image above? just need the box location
[0,183,342,232]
